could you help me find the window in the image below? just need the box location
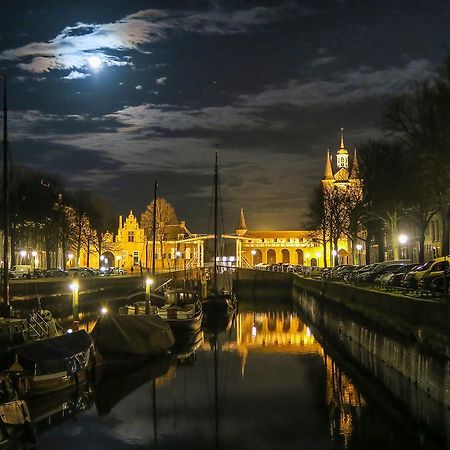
[128,231,134,242]
[133,251,139,265]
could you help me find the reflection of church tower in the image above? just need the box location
[236,207,247,236]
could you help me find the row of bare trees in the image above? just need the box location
[308,56,450,265]
[2,165,115,268]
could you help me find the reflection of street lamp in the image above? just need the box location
[70,281,79,328]
[145,277,153,314]
[356,244,363,265]
[251,250,256,266]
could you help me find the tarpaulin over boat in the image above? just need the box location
[91,314,174,357]
[0,330,94,375]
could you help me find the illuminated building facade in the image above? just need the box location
[78,211,206,272]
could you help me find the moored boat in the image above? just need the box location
[0,330,95,397]
[91,313,174,358]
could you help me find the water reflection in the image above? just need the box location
[29,308,445,450]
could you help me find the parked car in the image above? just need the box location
[430,270,450,294]
[9,264,33,279]
[68,267,94,277]
[380,264,419,286]
[44,268,69,278]
[402,257,450,288]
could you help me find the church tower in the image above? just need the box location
[336,128,349,169]
[236,207,247,236]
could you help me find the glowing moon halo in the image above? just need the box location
[88,55,102,69]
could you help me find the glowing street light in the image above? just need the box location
[315,251,321,267]
[398,234,408,244]
[251,249,256,266]
[145,277,153,314]
[116,255,121,269]
[67,252,74,268]
[101,306,108,315]
[356,244,363,265]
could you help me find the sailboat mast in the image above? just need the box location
[152,181,157,278]
[1,76,10,315]
[214,150,218,294]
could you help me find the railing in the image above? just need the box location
[241,254,253,269]
[27,310,50,339]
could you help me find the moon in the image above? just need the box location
[88,55,102,69]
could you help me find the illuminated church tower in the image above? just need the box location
[322,128,361,189]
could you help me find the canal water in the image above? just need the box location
[27,301,448,450]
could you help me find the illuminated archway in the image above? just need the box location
[296,249,304,265]
[267,249,276,264]
[101,251,114,269]
[253,249,262,265]
[310,257,317,267]
[281,249,290,264]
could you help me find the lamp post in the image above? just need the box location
[31,250,37,275]
[20,249,26,264]
[398,234,408,259]
[68,252,73,269]
[315,252,321,268]
[70,281,79,329]
[332,250,337,267]
[145,277,153,314]
[116,255,121,272]
[251,250,256,266]
[356,244,363,265]
[175,251,181,272]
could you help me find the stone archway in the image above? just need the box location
[267,249,276,264]
[281,249,290,264]
[296,249,304,265]
[310,257,317,267]
[253,249,262,265]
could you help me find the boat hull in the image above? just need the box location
[92,314,175,358]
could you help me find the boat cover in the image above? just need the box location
[91,314,175,357]
[0,331,94,376]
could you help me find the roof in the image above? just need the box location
[161,223,191,239]
[242,230,312,239]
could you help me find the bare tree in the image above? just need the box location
[140,198,178,268]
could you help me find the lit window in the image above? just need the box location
[128,231,134,242]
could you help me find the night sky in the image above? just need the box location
[1,0,449,232]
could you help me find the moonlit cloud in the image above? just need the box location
[1,5,310,75]
[63,71,91,80]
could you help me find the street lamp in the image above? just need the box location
[145,277,153,314]
[31,250,37,273]
[175,251,181,271]
[67,252,73,269]
[315,251,321,267]
[398,234,408,259]
[356,244,363,265]
[116,255,121,270]
[332,250,337,267]
[20,249,26,263]
[251,250,256,266]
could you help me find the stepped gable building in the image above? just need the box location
[78,211,205,272]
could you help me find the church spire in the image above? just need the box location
[339,127,345,149]
[236,207,247,236]
[324,149,334,180]
[350,148,360,179]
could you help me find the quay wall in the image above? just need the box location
[9,270,190,311]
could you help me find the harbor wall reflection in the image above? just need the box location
[295,287,450,445]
